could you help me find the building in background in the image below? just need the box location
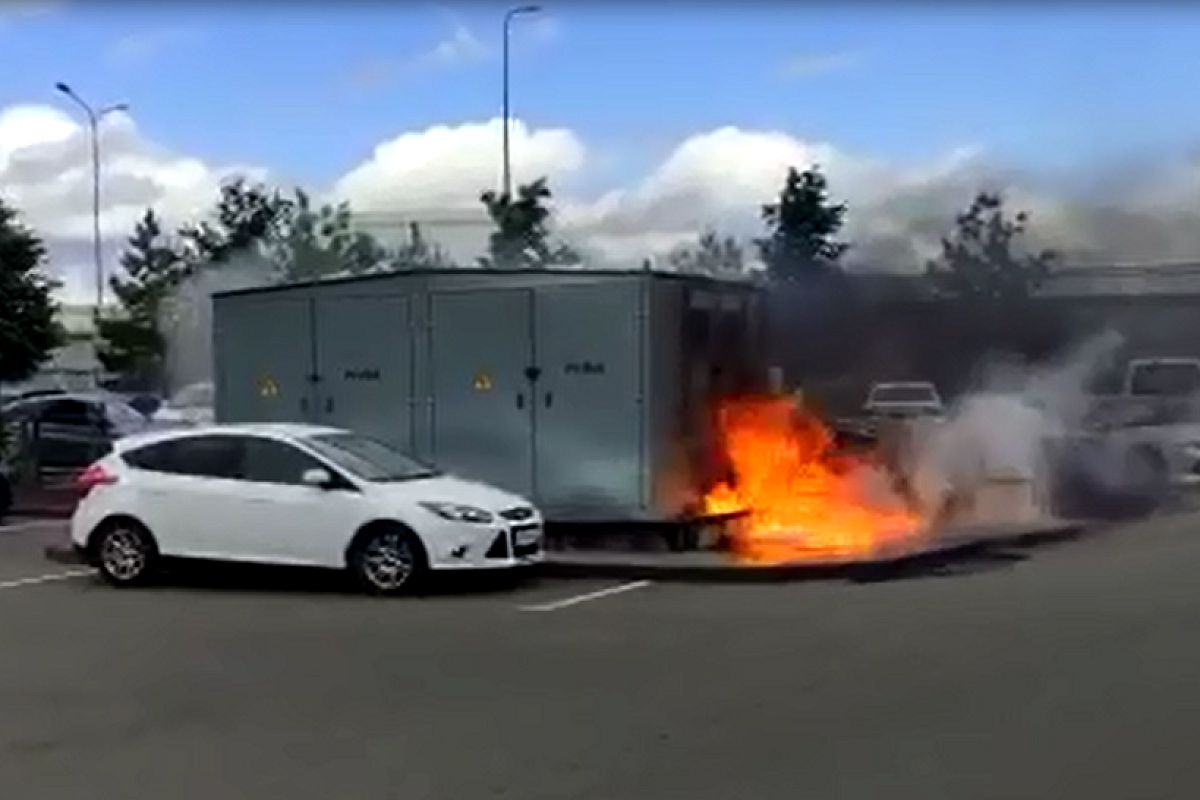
[3,304,111,393]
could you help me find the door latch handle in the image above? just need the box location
[544,392,554,409]
[516,393,525,410]
[324,397,334,414]
[300,397,309,414]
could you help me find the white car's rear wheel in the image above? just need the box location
[349,525,427,596]
[93,520,159,587]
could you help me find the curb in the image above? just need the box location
[41,522,1093,581]
[539,522,1089,584]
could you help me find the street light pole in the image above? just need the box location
[54,82,128,321]
[501,5,541,199]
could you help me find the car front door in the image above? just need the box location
[219,435,366,566]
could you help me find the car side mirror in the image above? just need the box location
[301,468,334,489]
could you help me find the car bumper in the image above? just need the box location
[426,519,545,571]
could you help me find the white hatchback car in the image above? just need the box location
[70,424,543,594]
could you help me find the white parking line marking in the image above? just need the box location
[0,569,92,590]
[519,580,652,612]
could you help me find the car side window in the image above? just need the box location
[239,437,328,486]
[39,399,95,426]
[124,435,244,479]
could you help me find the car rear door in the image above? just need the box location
[33,398,109,471]
[121,434,247,560]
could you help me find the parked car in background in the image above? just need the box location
[0,392,158,472]
[152,382,214,427]
[71,424,543,594]
[864,381,945,419]
[122,393,164,418]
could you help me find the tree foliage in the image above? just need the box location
[479,178,580,269]
[757,166,849,282]
[390,222,453,271]
[95,209,186,385]
[667,230,746,276]
[269,189,391,281]
[924,192,1064,362]
[0,197,61,384]
[177,178,293,265]
[924,192,1057,301]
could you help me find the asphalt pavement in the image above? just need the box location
[2,514,1200,799]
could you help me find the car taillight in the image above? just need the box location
[75,462,118,494]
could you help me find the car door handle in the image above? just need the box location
[544,392,554,409]
[516,393,525,410]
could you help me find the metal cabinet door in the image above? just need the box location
[214,298,317,423]
[533,282,645,517]
[428,290,535,497]
[313,295,414,449]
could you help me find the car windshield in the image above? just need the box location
[104,397,150,429]
[169,382,214,409]
[1127,363,1200,397]
[303,432,440,483]
[869,385,939,405]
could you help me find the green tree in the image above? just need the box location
[667,229,746,276]
[177,178,293,265]
[270,189,391,281]
[479,178,580,269]
[924,192,1057,301]
[925,192,1063,362]
[95,209,187,385]
[388,222,453,271]
[756,165,849,282]
[0,197,61,385]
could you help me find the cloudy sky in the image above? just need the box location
[4,2,1200,303]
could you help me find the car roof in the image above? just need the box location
[114,422,346,451]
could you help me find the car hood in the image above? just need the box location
[367,474,530,512]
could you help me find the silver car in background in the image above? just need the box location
[152,382,215,428]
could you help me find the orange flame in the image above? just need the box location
[703,395,926,563]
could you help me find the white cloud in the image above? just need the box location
[778,51,863,80]
[4,101,1200,304]
[0,103,261,301]
[0,0,62,29]
[425,25,488,66]
[343,12,556,93]
[343,24,487,93]
[107,27,200,66]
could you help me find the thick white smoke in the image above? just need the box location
[909,330,1126,525]
[159,252,277,393]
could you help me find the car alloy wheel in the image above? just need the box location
[361,531,417,591]
[97,525,154,585]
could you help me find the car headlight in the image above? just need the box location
[418,501,494,524]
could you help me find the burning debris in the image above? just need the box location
[699,333,1140,565]
[702,395,927,563]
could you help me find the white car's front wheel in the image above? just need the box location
[348,525,428,596]
[92,520,159,587]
